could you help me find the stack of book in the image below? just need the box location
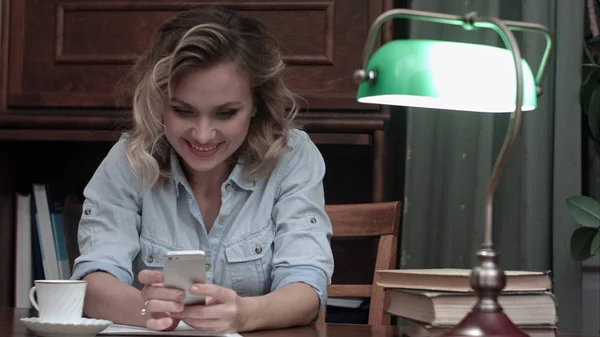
[376,268,557,337]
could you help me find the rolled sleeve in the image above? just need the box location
[270,131,335,321]
[70,135,142,285]
[70,261,132,285]
[271,265,329,313]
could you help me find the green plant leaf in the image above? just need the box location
[570,227,598,261]
[592,231,600,255]
[587,86,600,140]
[566,195,600,227]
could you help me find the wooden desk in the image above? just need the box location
[1,307,400,337]
[1,307,595,337]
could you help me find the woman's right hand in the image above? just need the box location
[138,270,185,331]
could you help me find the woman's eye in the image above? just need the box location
[216,110,237,118]
[173,106,194,115]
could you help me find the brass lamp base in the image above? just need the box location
[442,248,529,337]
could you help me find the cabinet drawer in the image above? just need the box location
[5,0,391,112]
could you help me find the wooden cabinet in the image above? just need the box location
[0,0,404,309]
[3,0,391,128]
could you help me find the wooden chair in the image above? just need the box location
[319,201,402,325]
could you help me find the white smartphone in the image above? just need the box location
[163,250,207,306]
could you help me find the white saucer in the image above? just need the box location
[20,317,113,337]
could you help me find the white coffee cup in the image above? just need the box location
[29,280,86,323]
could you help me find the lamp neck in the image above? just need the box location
[476,15,524,249]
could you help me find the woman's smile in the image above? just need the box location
[185,139,223,158]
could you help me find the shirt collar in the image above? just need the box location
[170,150,191,198]
[228,159,256,191]
[170,149,255,197]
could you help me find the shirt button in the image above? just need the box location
[218,216,226,225]
[84,208,91,216]
[255,245,263,254]
[309,216,317,224]
[146,256,154,263]
[225,183,232,192]
[205,263,211,272]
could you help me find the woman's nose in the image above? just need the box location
[191,118,216,144]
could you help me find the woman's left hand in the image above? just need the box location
[171,284,248,333]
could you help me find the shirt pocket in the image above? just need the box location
[224,219,275,297]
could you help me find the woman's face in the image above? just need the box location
[163,61,256,178]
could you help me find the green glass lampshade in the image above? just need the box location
[356,39,537,113]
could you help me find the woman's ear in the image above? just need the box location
[251,105,258,117]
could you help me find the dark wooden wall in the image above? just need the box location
[0,0,406,308]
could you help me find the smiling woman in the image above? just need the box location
[68,6,334,334]
[162,62,256,181]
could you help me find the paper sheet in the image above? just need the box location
[100,321,241,336]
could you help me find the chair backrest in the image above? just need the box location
[319,201,401,325]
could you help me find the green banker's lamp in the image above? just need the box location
[354,9,552,337]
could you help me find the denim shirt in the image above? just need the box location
[70,129,334,311]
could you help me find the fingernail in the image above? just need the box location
[191,285,200,293]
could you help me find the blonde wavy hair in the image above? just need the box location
[125,6,299,188]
